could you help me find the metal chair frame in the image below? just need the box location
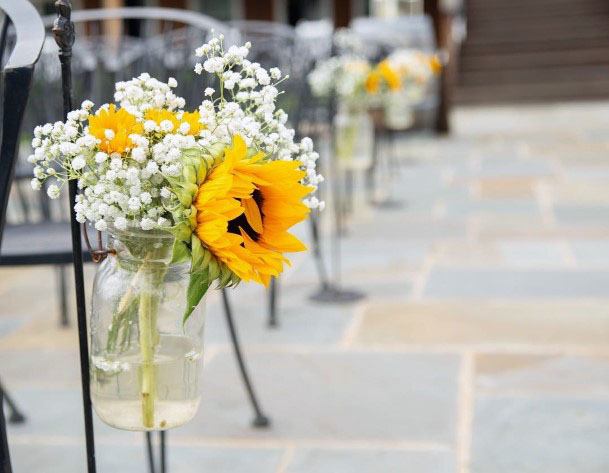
[0,1,45,472]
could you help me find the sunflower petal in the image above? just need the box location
[242,197,263,234]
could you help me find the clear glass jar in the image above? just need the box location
[335,101,374,170]
[90,227,205,431]
[384,91,415,131]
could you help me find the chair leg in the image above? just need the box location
[56,265,69,328]
[0,380,25,424]
[144,431,166,473]
[221,289,270,428]
[0,390,13,473]
[268,277,278,328]
[345,169,354,218]
[145,432,155,473]
[160,431,166,473]
[309,214,331,291]
[366,128,380,203]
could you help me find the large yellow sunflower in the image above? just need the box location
[192,135,312,286]
[192,155,256,282]
[88,105,142,155]
[224,135,312,285]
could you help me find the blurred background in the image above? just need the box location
[3,0,609,472]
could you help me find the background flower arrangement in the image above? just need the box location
[365,48,442,101]
[308,55,371,103]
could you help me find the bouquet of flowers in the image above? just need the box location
[366,49,442,100]
[308,55,371,103]
[29,35,323,430]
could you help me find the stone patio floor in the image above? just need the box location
[3,101,609,472]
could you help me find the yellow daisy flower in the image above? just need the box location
[180,111,204,136]
[144,108,181,131]
[88,105,142,155]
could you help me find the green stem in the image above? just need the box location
[138,260,168,429]
[139,272,156,429]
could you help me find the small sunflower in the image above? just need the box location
[144,108,181,130]
[378,60,401,91]
[88,105,142,155]
[365,70,381,94]
[366,60,402,95]
[429,55,442,75]
[180,111,204,136]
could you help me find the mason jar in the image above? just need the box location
[89,227,205,431]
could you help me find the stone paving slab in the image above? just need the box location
[551,181,609,205]
[475,354,609,397]
[444,198,540,219]
[9,443,283,473]
[477,177,537,199]
[339,238,429,272]
[478,159,554,178]
[424,268,609,298]
[477,217,609,240]
[563,166,609,181]
[570,240,609,266]
[352,216,468,240]
[203,285,357,346]
[496,241,566,267]
[173,351,460,444]
[554,205,609,225]
[0,349,80,388]
[434,242,503,266]
[471,397,609,473]
[285,449,455,473]
[354,301,609,347]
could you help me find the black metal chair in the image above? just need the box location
[0,1,45,472]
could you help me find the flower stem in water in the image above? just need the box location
[139,280,156,429]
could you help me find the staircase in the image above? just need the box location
[456,0,609,104]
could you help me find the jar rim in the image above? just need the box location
[107,224,175,241]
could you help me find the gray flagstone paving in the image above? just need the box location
[4,102,609,472]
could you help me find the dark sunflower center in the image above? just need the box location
[228,189,264,242]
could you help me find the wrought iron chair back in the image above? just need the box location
[0,1,45,471]
[293,19,334,137]
[228,20,300,122]
[42,8,237,109]
[0,0,44,243]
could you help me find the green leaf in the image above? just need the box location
[169,222,192,243]
[191,234,205,268]
[218,264,233,287]
[182,148,204,159]
[182,164,197,184]
[196,158,210,184]
[188,205,198,229]
[170,239,190,264]
[201,245,212,267]
[209,258,221,281]
[174,185,194,208]
[183,267,212,324]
